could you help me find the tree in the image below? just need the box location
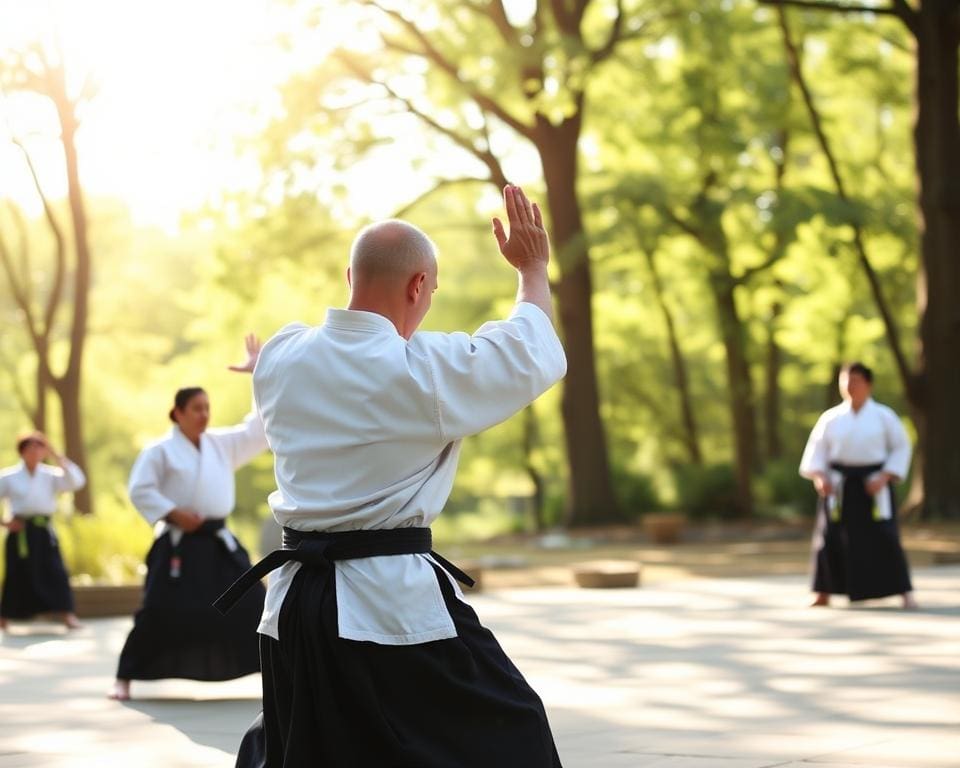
[1,42,96,512]
[760,0,960,518]
[265,0,687,524]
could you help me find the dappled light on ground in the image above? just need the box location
[0,568,957,767]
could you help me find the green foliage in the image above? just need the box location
[611,467,660,520]
[755,459,817,518]
[673,463,740,520]
[0,0,929,574]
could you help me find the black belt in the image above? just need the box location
[830,462,884,479]
[213,526,474,614]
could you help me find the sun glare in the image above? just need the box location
[0,0,389,230]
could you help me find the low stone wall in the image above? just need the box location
[72,584,142,618]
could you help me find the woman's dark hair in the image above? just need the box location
[169,387,207,422]
[16,433,41,455]
[841,361,873,383]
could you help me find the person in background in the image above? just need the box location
[800,361,917,610]
[0,432,86,631]
[110,335,270,701]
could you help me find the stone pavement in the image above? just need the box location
[1,567,957,767]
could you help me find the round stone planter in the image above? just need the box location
[642,513,687,545]
[572,560,641,589]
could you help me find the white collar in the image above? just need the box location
[325,308,399,336]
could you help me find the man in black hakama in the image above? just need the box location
[801,362,916,609]
[227,185,565,767]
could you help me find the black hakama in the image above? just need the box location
[812,462,913,601]
[0,516,75,619]
[116,519,264,681]
[235,561,562,768]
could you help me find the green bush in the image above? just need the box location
[612,468,660,520]
[673,463,740,519]
[756,458,816,517]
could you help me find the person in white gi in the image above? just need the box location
[0,432,86,630]
[800,361,917,609]
[229,185,567,767]
[110,336,270,701]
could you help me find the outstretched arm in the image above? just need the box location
[492,185,554,321]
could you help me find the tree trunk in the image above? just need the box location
[764,300,784,461]
[913,4,960,519]
[522,405,546,532]
[55,105,93,514]
[711,268,758,517]
[644,247,702,465]
[536,119,620,525]
[34,341,51,433]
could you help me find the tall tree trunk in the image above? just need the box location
[522,405,546,532]
[765,300,784,461]
[643,246,702,465]
[537,119,620,525]
[54,103,93,514]
[913,4,960,519]
[34,342,51,433]
[711,268,758,517]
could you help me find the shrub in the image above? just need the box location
[673,463,740,519]
[612,468,660,520]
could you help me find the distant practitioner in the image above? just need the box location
[224,185,566,767]
[800,362,916,609]
[0,432,86,630]
[110,335,270,700]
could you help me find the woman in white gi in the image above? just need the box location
[800,361,916,609]
[111,335,269,700]
[0,432,86,630]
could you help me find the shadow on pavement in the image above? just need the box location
[123,697,260,755]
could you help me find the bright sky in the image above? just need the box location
[0,0,515,231]
[0,0,284,228]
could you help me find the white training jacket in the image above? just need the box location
[253,302,566,644]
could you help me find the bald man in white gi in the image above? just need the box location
[222,185,566,767]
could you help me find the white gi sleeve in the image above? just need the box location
[128,446,178,525]
[210,404,269,469]
[53,458,86,493]
[799,412,831,479]
[415,302,567,442]
[880,406,912,481]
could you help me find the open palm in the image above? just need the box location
[228,333,262,373]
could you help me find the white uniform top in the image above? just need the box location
[253,302,567,643]
[799,397,912,481]
[127,412,268,529]
[0,460,86,517]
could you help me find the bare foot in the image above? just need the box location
[810,593,830,607]
[109,679,131,701]
[62,613,83,630]
[902,593,919,610]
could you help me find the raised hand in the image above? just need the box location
[492,185,550,273]
[228,333,262,374]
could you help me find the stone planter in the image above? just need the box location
[72,584,143,618]
[572,560,641,589]
[642,513,687,545]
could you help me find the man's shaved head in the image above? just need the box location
[349,220,437,286]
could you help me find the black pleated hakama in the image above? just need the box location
[812,463,913,602]
[1,516,75,620]
[116,519,264,681]
[234,557,562,768]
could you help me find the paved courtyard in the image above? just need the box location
[1,567,957,767]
